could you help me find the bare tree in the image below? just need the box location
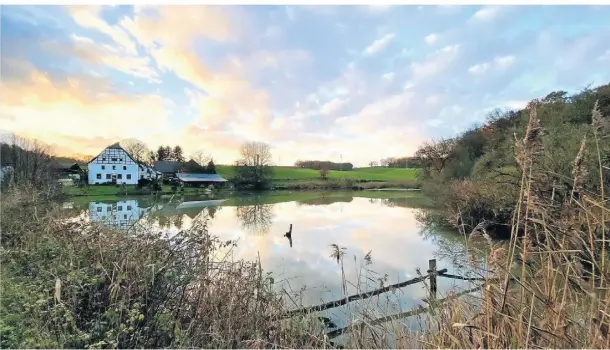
[120,138,149,163]
[368,161,378,167]
[320,167,329,180]
[414,138,457,175]
[1,133,58,192]
[234,141,274,186]
[190,149,212,167]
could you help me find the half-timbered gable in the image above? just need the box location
[87,142,155,185]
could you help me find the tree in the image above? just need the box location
[1,134,58,191]
[319,167,329,180]
[172,145,185,163]
[415,138,457,176]
[120,139,148,163]
[368,161,378,167]
[190,150,211,167]
[146,151,157,166]
[206,159,217,174]
[233,141,274,187]
[156,146,171,161]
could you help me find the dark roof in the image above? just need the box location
[88,142,133,164]
[176,173,227,183]
[154,161,182,173]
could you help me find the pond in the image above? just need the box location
[63,191,487,339]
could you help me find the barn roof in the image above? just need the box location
[154,161,182,173]
[175,173,227,183]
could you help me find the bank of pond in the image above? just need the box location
[59,190,486,331]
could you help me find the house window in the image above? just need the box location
[117,174,122,180]
[107,207,111,212]
[106,174,111,179]
[127,174,131,180]
[124,215,127,219]
[120,158,123,161]
[96,174,101,179]
[97,207,102,212]
[118,206,123,211]
[123,166,127,170]
[102,165,105,170]
[127,206,132,210]
[140,175,144,179]
[111,158,117,162]
[102,157,106,161]
[112,166,116,170]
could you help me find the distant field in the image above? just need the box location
[216,165,419,181]
[75,165,419,182]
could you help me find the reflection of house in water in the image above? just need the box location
[89,199,151,229]
[150,199,226,221]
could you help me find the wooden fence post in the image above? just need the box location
[428,259,437,300]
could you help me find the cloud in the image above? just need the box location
[2,5,610,167]
[425,33,438,45]
[382,72,396,81]
[68,6,138,55]
[320,97,349,115]
[411,44,461,81]
[471,6,501,22]
[0,67,169,153]
[468,55,515,75]
[363,32,395,56]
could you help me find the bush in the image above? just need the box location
[0,190,328,348]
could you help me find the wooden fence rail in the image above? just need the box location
[326,284,483,339]
[284,266,448,318]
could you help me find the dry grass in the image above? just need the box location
[2,103,609,348]
[0,188,329,348]
[405,101,610,349]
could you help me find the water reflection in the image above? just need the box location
[234,203,274,236]
[88,199,151,229]
[66,192,482,332]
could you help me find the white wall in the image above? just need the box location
[88,163,140,185]
[87,147,154,185]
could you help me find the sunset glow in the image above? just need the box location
[1,5,609,165]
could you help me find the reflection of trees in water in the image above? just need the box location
[415,208,490,277]
[379,196,433,209]
[235,203,274,236]
[207,206,218,219]
[296,196,354,206]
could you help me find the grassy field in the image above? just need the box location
[65,166,420,197]
[216,165,419,181]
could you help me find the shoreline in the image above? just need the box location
[64,180,421,198]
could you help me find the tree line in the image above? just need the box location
[294,160,354,171]
[415,83,610,237]
[120,139,217,174]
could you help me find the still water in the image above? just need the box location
[64,191,484,335]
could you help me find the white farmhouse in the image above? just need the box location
[88,142,157,185]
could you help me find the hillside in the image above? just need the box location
[215,165,418,182]
[417,82,610,236]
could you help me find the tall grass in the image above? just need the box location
[1,103,608,348]
[0,188,328,348]
[409,101,610,348]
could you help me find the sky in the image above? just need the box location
[1,5,609,166]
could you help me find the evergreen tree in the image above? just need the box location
[173,145,185,162]
[206,159,217,174]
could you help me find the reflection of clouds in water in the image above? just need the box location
[204,198,472,322]
[70,195,474,329]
